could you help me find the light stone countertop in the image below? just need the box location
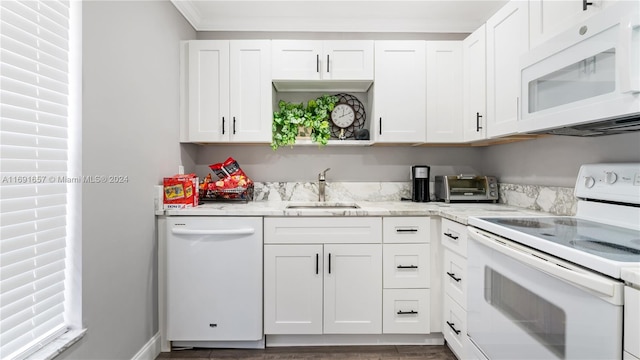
[161,200,546,224]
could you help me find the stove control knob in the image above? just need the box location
[584,176,596,188]
[604,171,618,184]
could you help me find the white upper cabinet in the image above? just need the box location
[462,25,487,142]
[426,41,464,143]
[373,41,427,143]
[529,0,617,49]
[187,40,230,142]
[183,40,272,143]
[272,40,374,81]
[486,0,529,138]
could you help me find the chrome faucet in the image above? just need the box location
[318,168,331,202]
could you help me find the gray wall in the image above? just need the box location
[195,145,484,182]
[60,1,195,359]
[480,132,640,187]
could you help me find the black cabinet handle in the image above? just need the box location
[379,117,382,135]
[447,321,461,335]
[326,54,330,73]
[447,272,462,282]
[583,0,593,11]
[397,310,418,315]
[328,253,331,274]
[397,265,418,269]
[233,117,236,134]
[316,54,319,73]
[444,232,459,240]
[222,117,225,135]
[396,228,418,233]
[476,112,483,132]
[315,253,319,275]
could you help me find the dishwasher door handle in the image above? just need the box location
[171,228,255,236]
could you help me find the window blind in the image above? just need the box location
[0,1,71,358]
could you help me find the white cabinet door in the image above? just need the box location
[271,40,323,80]
[229,40,272,142]
[272,40,373,81]
[323,40,374,80]
[187,40,230,142]
[184,40,271,143]
[383,289,431,334]
[374,41,427,143]
[264,244,323,334]
[463,25,487,142]
[486,0,528,138]
[426,41,464,143]
[383,244,430,289]
[529,0,614,49]
[324,244,382,334]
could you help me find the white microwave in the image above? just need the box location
[519,1,640,136]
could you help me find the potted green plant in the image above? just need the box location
[271,94,337,150]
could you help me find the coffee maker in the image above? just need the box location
[411,165,430,202]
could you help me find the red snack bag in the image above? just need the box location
[208,162,228,179]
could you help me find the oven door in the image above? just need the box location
[467,227,623,360]
[519,0,639,133]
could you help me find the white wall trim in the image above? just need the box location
[131,333,162,360]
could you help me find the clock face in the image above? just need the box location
[331,103,356,128]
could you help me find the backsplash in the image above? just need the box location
[252,181,577,216]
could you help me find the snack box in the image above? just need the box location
[163,173,199,209]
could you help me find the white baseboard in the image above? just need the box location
[265,333,444,347]
[131,332,161,360]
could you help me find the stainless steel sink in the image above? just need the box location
[285,202,360,210]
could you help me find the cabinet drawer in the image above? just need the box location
[383,244,430,289]
[383,289,430,334]
[440,218,468,257]
[443,294,467,360]
[264,217,382,244]
[443,249,467,309]
[383,217,430,243]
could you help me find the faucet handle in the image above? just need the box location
[319,168,331,180]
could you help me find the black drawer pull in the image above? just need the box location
[583,0,593,11]
[328,253,331,274]
[221,117,225,135]
[447,272,462,282]
[315,253,319,275]
[444,232,459,240]
[397,310,418,315]
[397,265,418,269]
[233,116,236,134]
[446,321,461,335]
[396,228,418,233]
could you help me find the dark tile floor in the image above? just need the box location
[156,345,457,360]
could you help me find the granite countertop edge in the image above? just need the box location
[160,201,547,224]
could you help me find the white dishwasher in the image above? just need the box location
[167,217,263,346]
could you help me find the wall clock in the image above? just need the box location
[330,93,366,140]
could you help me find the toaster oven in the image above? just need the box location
[434,175,498,203]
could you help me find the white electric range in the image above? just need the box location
[466,163,640,360]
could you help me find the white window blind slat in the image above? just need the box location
[1,50,68,84]
[0,272,65,314]
[2,75,69,106]
[2,62,68,95]
[0,267,65,308]
[0,0,72,357]
[1,1,69,45]
[0,276,64,327]
[1,103,67,127]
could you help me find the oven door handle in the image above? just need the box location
[468,227,618,299]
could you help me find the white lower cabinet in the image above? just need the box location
[264,218,383,335]
[625,286,640,359]
[440,218,470,359]
[382,217,431,335]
